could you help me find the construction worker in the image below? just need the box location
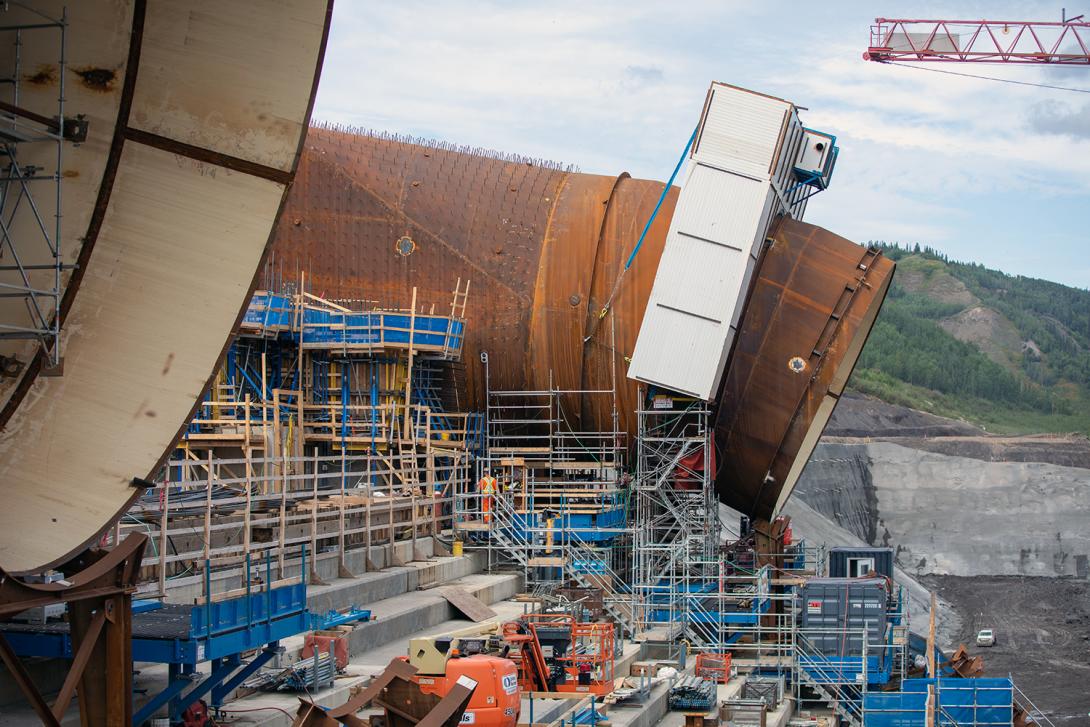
[542,509,556,554]
[478,470,497,524]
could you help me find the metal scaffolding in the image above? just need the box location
[0,5,81,369]
[114,280,477,594]
[453,372,635,631]
[632,395,720,643]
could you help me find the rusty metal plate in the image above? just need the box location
[267,128,676,432]
[713,218,894,520]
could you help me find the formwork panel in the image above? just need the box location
[0,144,284,573]
[131,0,328,171]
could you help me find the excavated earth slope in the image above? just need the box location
[792,392,1090,720]
[795,393,1090,577]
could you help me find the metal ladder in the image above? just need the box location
[564,530,635,637]
[794,631,865,727]
[485,489,531,569]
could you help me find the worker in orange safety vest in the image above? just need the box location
[478,471,497,523]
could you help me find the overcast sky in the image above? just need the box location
[313,1,1090,289]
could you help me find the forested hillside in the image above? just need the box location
[849,245,1090,435]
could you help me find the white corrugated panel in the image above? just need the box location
[629,81,815,401]
[693,83,791,180]
[674,164,770,247]
[628,163,777,400]
[651,165,770,318]
[632,304,732,399]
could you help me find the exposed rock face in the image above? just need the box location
[790,442,880,544]
[896,261,977,307]
[795,394,1090,578]
[938,305,1024,374]
[873,435,1090,469]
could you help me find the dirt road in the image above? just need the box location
[925,575,1090,724]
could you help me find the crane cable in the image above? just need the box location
[884,60,1090,94]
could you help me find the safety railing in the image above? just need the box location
[185,396,477,452]
[1012,681,1055,727]
[795,628,867,725]
[564,529,635,636]
[118,447,469,597]
[242,289,467,360]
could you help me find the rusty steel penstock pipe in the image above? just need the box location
[270,125,676,435]
[269,126,894,521]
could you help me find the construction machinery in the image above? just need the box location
[864,15,1090,65]
[294,627,518,727]
[501,614,615,696]
[404,612,617,710]
[405,627,521,727]
[306,612,616,727]
[292,657,478,727]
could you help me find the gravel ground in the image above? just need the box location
[925,575,1090,724]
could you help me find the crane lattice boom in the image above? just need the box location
[865,17,1090,64]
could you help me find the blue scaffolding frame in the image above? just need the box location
[0,546,370,725]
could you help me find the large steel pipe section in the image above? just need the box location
[270,127,678,437]
[269,129,893,521]
[715,219,894,519]
[0,1,333,574]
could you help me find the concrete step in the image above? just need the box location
[158,533,450,605]
[306,571,522,662]
[305,548,489,615]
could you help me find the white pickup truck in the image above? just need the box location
[976,629,997,647]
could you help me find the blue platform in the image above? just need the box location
[645,567,774,633]
[503,506,627,544]
[799,653,893,687]
[2,583,307,665]
[242,292,465,352]
[0,548,358,725]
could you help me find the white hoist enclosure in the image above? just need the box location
[628,82,834,400]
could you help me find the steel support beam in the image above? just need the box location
[0,533,146,726]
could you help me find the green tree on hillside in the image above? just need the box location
[856,243,1089,433]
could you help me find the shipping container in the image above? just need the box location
[798,577,890,666]
[828,547,895,579]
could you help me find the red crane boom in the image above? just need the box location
[864,17,1090,64]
